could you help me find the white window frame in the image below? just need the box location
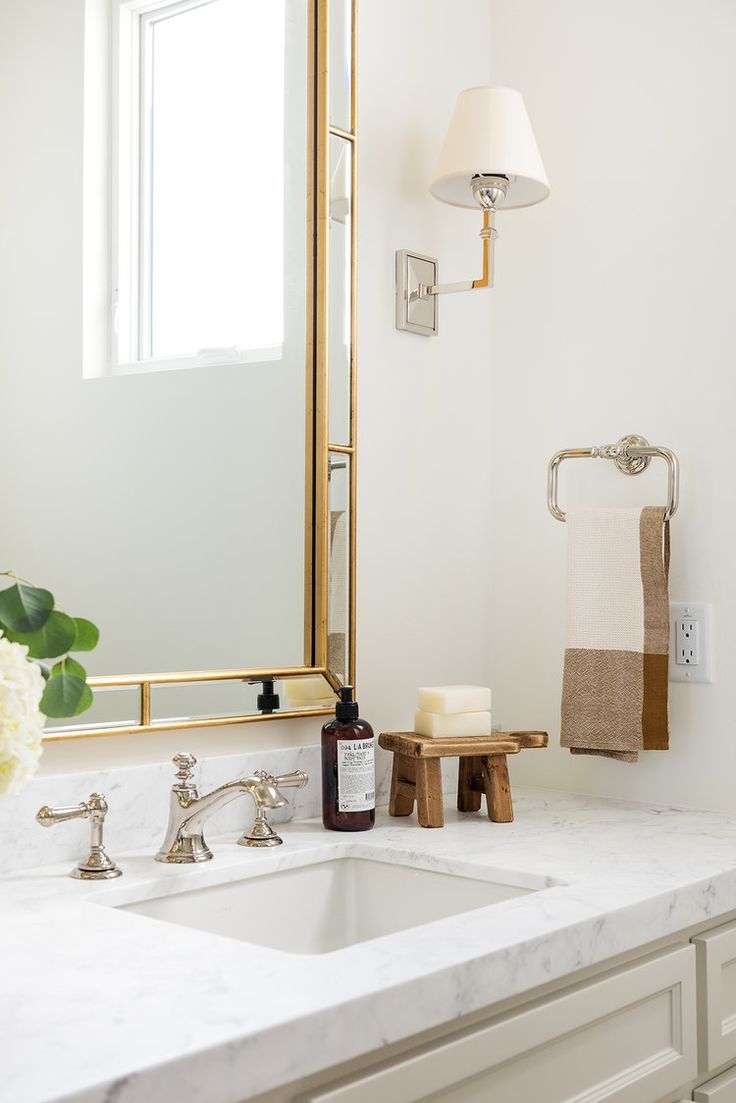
[107,0,283,376]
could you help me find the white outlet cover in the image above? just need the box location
[669,602,713,683]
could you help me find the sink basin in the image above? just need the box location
[116,854,543,954]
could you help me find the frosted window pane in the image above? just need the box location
[148,0,285,359]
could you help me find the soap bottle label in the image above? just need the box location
[336,738,375,812]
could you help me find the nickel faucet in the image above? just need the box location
[156,753,308,863]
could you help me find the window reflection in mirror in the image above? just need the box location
[144,0,286,363]
[111,0,297,375]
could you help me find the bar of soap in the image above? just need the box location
[284,694,335,710]
[414,709,492,738]
[417,685,492,715]
[282,675,334,702]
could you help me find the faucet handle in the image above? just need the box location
[172,753,199,797]
[36,800,90,828]
[271,770,308,791]
[173,752,197,781]
[239,770,309,848]
[35,792,122,880]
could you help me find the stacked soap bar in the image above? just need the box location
[281,675,336,710]
[414,685,492,738]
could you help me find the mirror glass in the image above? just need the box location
[329,0,352,131]
[0,0,349,732]
[328,135,353,446]
[328,452,351,684]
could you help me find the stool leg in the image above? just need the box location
[416,758,444,828]
[482,754,514,823]
[457,756,483,813]
[389,753,417,817]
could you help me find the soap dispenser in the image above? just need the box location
[321,686,375,832]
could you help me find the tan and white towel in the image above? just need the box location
[560,507,670,762]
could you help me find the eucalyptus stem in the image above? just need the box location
[0,570,37,588]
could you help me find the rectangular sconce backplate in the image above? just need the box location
[395,250,439,336]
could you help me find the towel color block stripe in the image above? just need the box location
[561,507,670,762]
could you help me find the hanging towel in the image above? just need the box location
[560,507,670,762]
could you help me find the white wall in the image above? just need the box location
[357,0,494,735]
[488,0,736,811]
[39,0,494,775]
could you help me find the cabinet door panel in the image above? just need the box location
[302,946,696,1103]
[694,920,736,1071]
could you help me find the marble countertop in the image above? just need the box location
[6,786,736,1103]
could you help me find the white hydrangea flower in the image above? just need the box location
[0,634,45,798]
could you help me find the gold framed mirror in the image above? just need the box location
[0,0,356,741]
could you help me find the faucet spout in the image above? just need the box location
[177,776,267,834]
[155,756,306,863]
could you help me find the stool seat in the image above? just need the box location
[378,731,548,829]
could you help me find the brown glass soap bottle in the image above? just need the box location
[321,686,375,832]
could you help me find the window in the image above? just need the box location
[111,0,286,374]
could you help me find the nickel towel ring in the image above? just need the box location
[547,434,680,523]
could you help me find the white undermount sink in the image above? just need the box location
[114,853,549,954]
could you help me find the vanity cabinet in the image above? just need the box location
[251,912,736,1103]
[295,946,697,1103]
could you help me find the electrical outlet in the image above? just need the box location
[669,602,713,683]
[676,616,699,666]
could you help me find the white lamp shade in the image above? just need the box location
[430,86,550,210]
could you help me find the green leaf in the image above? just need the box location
[52,657,87,681]
[37,662,51,682]
[41,671,93,718]
[72,617,99,652]
[5,610,77,658]
[0,583,53,634]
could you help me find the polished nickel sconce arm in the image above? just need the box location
[396,176,508,337]
[409,208,495,302]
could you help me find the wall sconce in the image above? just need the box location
[395,86,549,336]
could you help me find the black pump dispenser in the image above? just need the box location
[257,679,280,713]
[248,678,280,714]
[321,685,375,831]
[336,685,359,722]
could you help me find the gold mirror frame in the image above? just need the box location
[45,0,357,742]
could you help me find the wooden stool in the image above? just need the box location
[378,731,548,829]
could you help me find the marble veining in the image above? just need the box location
[6,786,736,1103]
